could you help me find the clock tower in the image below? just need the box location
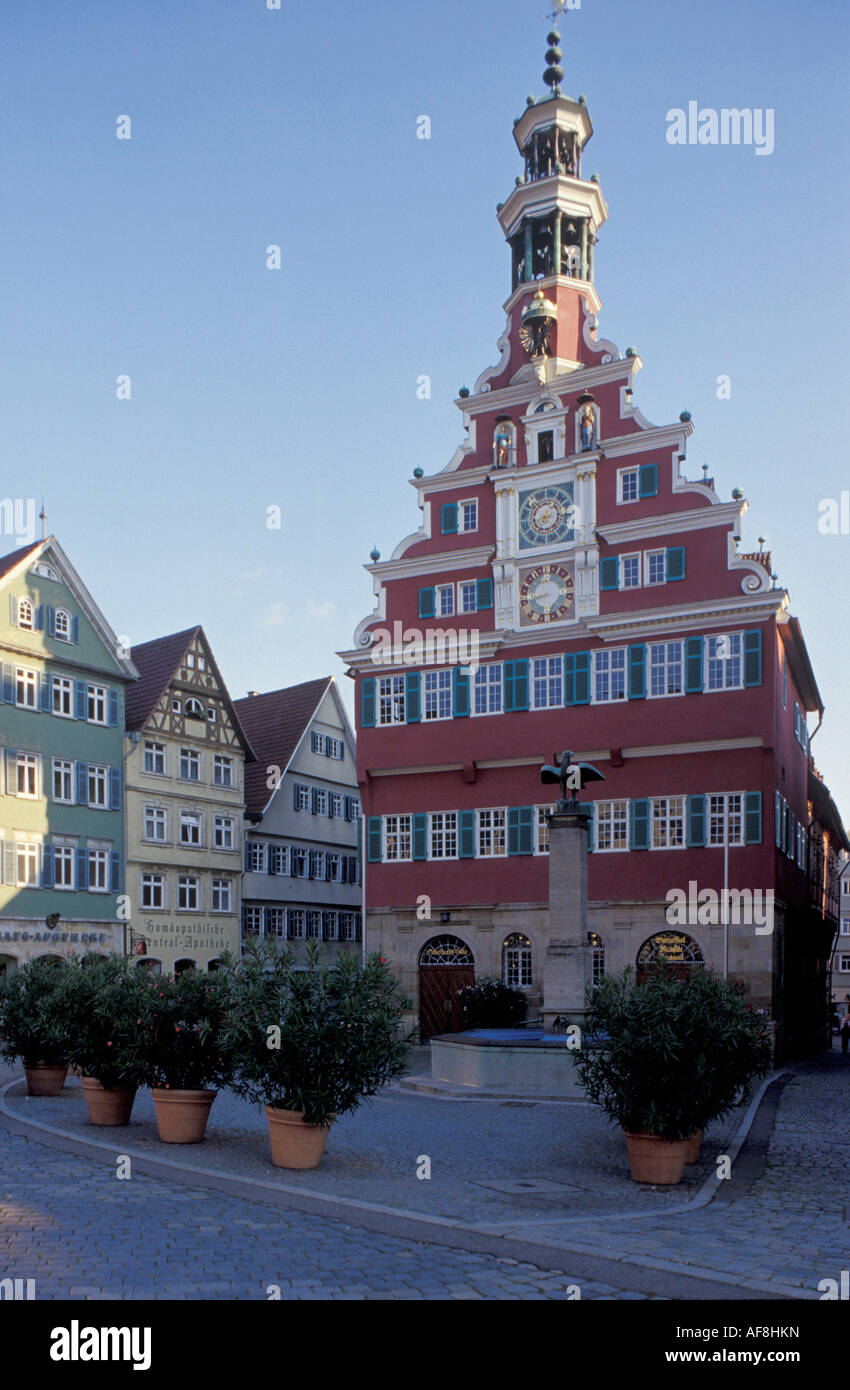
[339,20,843,1063]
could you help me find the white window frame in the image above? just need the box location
[430,812,458,861]
[144,806,168,843]
[617,468,640,504]
[707,793,744,848]
[531,656,563,710]
[17,842,40,887]
[458,581,477,615]
[142,873,165,910]
[459,499,479,534]
[651,796,686,851]
[87,684,107,724]
[52,675,73,717]
[53,845,75,890]
[87,765,108,809]
[247,842,267,873]
[377,675,406,726]
[144,741,166,776]
[88,849,109,893]
[473,663,503,717]
[180,811,203,847]
[17,754,39,799]
[478,808,507,858]
[706,633,743,691]
[595,800,629,853]
[385,815,412,862]
[16,668,38,710]
[592,648,627,704]
[211,879,232,913]
[17,597,34,630]
[179,748,201,782]
[620,553,641,590]
[535,807,550,855]
[213,755,234,788]
[644,549,667,587]
[178,875,201,911]
[648,640,684,699]
[288,909,305,940]
[52,758,74,803]
[437,584,455,617]
[214,815,235,851]
[423,669,452,722]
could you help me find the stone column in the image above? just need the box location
[542,804,595,1034]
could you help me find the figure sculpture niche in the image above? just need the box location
[540,749,605,813]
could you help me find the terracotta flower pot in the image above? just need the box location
[23,1061,68,1097]
[623,1130,689,1185]
[81,1077,137,1127]
[152,1089,216,1144]
[265,1106,335,1170]
[684,1131,703,1164]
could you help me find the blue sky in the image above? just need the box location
[2,0,848,816]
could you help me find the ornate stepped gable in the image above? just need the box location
[344,50,773,672]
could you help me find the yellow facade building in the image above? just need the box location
[124,626,254,974]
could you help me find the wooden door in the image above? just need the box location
[419,965,475,1040]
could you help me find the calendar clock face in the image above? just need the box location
[519,485,575,550]
[519,564,575,624]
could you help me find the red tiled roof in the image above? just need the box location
[125,627,200,730]
[0,539,43,581]
[234,678,332,816]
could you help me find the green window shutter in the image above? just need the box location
[745,792,763,845]
[3,843,15,884]
[9,595,17,626]
[743,629,763,687]
[638,463,658,498]
[412,814,428,861]
[630,798,650,850]
[564,652,591,706]
[453,666,469,718]
[476,578,493,611]
[459,809,476,859]
[628,645,646,700]
[361,678,376,728]
[367,817,383,863]
[600,557,619,591]
[405,673,420,723]
[441,503,458,535]
[503,661,515,712]
[513,659,529,711]
[687,794,706,847]
[508,807,534,855]
[666,546,686,582]
[774,791,782,848]
[685,637,704,693]
[1,664,13,704]
[418,587,436,619]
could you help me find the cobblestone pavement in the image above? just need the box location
[5,1066,738,1226]
[495,1048,850,1299]
[0,1125,654,1300]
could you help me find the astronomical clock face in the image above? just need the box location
[519,564,575,625]
[519,485,575,550]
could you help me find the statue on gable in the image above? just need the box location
[494,421,512,469]
[577,392,597,452]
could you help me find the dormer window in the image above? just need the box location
[17,598,33,630]
[54,608,70,640]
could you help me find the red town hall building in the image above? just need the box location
[340,33,846,1058]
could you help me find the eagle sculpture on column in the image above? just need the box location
[540,750,605,811]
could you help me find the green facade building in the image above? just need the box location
[0,537,138,971]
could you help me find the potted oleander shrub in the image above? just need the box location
[458,976,527,1030]
[221,941,412,1170]
[136,968,233,1144]
[572,965,771,1185]
[0,957,69,1095]
[56,955,152,1126]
